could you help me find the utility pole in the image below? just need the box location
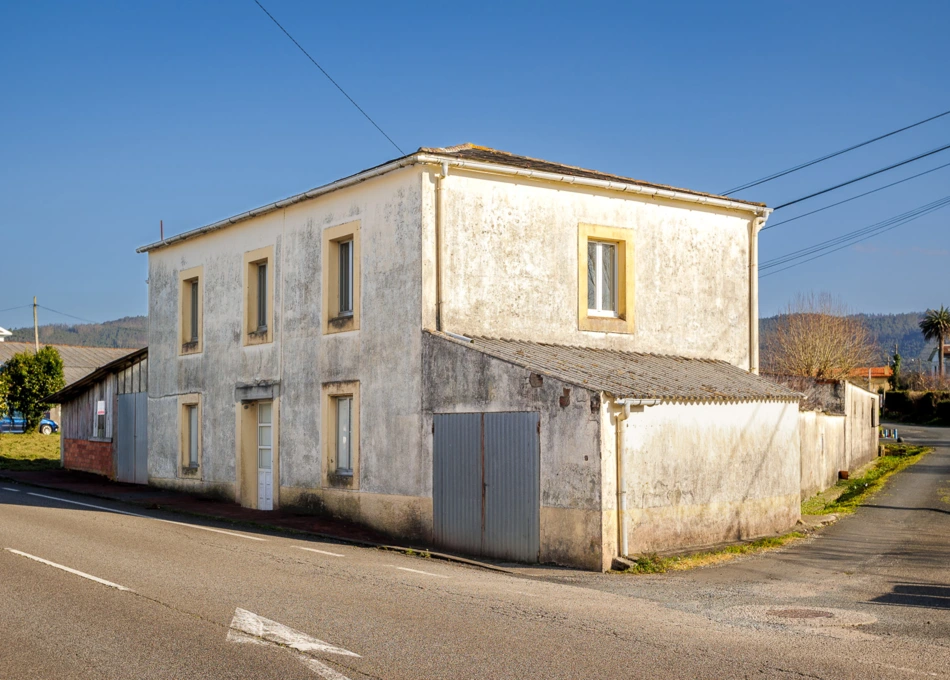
[33,296,39,352]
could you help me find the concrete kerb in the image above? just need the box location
[0,472,517,576]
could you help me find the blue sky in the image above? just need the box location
[2,0,948,330]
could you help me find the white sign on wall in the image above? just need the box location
[96,400,106,416]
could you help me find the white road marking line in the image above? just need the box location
[2,487,20,492]
[228,608,359,679]
[295,547,344,557]
[228,608,360,657]
[25,492,266,542]
[393,566,449,578]
[295,652,353,680]
[6,549,133,592]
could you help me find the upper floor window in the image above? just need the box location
[338,240,354,317]
[323,221,360,334]
[577,223,634,334]
[256,262,268,332]
[587,240,617,317]
[243,246,274,345]
[179,266,203,354]
[189,281,199,340]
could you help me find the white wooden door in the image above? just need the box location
[257,402,273,511]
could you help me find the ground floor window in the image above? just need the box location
[186,404,199,467]
[178,394,201,474]
[335,396,353,474]
[321,381,360,489]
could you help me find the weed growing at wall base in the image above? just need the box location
[614,532,807,574]
[803,443,932,516]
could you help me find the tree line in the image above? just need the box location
[762,294,950,387]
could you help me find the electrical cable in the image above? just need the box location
[763,160,950,230]
[762,195,950,268]
[760,197,950,276]
[252,0,405,155]
[772,142,950,210]
[0,305,32,314]
[37,306,144,333]
[722,107,950,195]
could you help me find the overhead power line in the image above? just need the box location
[722,107,950,195]
[760,195,950,277]
[37,305,144,334]
[251,0,405,155]
[772,142,950,211]
[763,160,950,231]
[762,195,950,268]
[38,305,99,324]
[0,304,32,314]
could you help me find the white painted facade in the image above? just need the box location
[425,170,757,366]
[141,147,798,569]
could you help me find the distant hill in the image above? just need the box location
[7,316,147,349]
[5,311,936,362]
[761,311,932,367]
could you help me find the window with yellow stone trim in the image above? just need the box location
[577,223,634,334]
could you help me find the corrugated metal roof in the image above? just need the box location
[45,347,147,404]
[0,342,137,385]
[430,332,800,402]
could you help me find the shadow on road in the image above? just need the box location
[863,504,950,516]
[871,582,950,610]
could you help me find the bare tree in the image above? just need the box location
[763,292,875,379]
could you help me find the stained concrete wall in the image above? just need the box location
[422,333,606,570]
[146,166,429,537]
[618,400,801,554]
[799,383,879,499]
[422,168,757,368]
[845,382,879,472]
[799,411,846,499]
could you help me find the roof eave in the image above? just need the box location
[137,151,768,255]
[45,347,148,404]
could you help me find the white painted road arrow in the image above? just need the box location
[227,608,360,679]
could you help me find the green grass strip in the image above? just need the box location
[616,531,807,575]
[0,433,61,471]
[820,444,932,514]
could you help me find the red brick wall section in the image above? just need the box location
[63,438,114,479]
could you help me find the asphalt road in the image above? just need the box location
[0,426,948,679]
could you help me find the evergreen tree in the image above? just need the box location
[0,346,66,433]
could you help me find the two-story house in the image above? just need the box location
[138,144,800,571]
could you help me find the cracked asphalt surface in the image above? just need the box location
[0,424,947,678]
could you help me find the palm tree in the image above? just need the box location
[920,306,950,377]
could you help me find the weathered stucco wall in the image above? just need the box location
[799,383,879,499]
[799,411,846,499]
[423,169,755,367]
[620,400,801,553]
[146,167,428,535]
[422,334,605,570]
[846,382,879,471]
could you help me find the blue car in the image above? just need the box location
[0,411,59,435]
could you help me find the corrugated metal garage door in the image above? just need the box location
[433,412,540,563]
[116,392,148,484]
